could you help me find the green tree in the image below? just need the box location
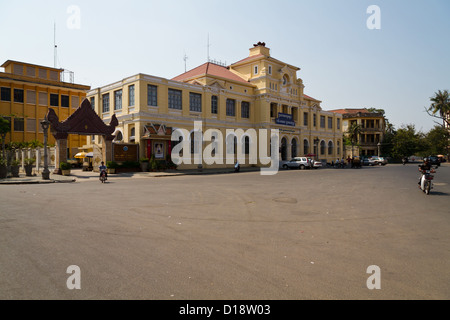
[0,117,11,161]
[380,122,396,157]
[427,90,450,127]
[366,108,386,116]
[346,122,362,156]
[391,124,424,159]
[423,125,449,156]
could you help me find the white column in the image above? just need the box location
[36,148,41,173]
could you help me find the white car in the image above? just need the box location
[281,157,310,170]
[308,159,322,169]
[370,156,387,166]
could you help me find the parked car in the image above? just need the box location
[361,156,375,166]
[369,156,387,166]
[307,158,322,169]
[427,155,441,166]
[281,157,310,170]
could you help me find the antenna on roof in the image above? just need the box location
[207,33,211,62]
[183,52,188,72]
[53,22,57,68]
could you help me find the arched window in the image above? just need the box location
[303,139,309,155]
[190,132,195,154]
[291,138,297,158]
[130,127,135,142]
[320,140,326,155]
[244,136,250,155]
[114,131,123,142]
[328,141,333,155]
[281,137,288,161]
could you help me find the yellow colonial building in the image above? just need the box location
[86,43,343,169]
[0,60,90,157]
[330,108,386,157]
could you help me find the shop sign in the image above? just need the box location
[275,113,295,126]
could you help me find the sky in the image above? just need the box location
[1,0,449,132]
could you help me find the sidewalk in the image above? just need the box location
[0,166,261,185]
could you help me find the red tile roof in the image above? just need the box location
[303,94,320,101]
[172,62,249,84]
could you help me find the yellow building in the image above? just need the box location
[330,108,386,157]
[0,60,90,157]
[86,43,343,168]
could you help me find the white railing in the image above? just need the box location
[6,147,57,173]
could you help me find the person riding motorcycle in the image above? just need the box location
[99,161,107,180]
[418,158,432,189]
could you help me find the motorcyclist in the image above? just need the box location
[99,161,107,180]
[418,158,432,189]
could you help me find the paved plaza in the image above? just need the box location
[0,163,449,300]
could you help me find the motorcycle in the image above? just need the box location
[402,158,407,165]
[100,169,107,183]
[419,167,436,195]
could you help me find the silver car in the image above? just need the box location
[370,156,387,166]
[282,157,310,170]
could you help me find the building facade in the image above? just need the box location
[330,108,386,157]
[86,43,343,169]
[0,60,90,157]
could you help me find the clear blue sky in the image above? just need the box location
[1,0,449,132]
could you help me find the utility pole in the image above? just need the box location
[183,53,188,72]
[207,33,211,62]
[54,22,57,68]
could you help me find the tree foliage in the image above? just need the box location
[390,124,425,159]
[426,89,450,127]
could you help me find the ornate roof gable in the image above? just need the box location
[47,98,118,139]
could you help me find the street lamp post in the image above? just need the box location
[314,138,319,160]
[41,117,50,180]
[377,142,381,157]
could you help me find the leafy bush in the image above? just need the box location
[121,161,139,168]
[106,161,119,169]
[11,159,21,166]
[59,162,71,170]
[140,157,149,163]
[24,158,36,166]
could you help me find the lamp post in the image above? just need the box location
[41,117,50,180]
[377,142,381,157]
[313,138,319,160]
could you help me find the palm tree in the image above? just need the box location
[428,90,450,127]
[346,122,362,157]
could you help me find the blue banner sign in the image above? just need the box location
[275,113,295,126]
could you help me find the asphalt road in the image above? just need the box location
[0,163,449,300]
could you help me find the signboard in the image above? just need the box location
[154,141,165,159]
[113,143,138,162]
[275,113,295,126]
